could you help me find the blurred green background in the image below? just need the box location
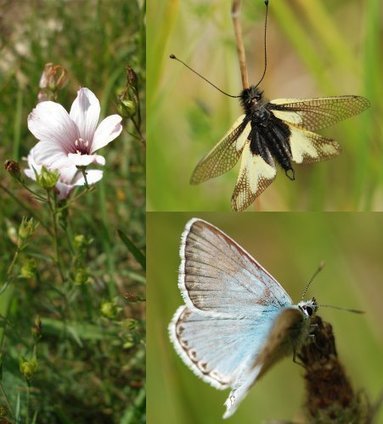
[147,0,382,211]
[147,213,383,423]
[0,0,145,422]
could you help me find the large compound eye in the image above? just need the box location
[305,306,313,316]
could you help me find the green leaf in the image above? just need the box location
[118,230,146,270]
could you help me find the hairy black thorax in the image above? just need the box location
[240,86,295,180]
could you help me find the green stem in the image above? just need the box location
[47,191,65,283]
[0,383,14,419]
[0,184,52,236]
[26,380,30,424]
[13,86,23,160]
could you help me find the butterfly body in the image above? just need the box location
[169,218,318,419]
[190,88,370,211]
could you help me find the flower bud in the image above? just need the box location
[36,166,59,189]
[100,301,118,319]
[118,65,140,119]
[18,217,39,245]
[20,258,37,279]
[38,63,68,102]
[126,66,138,88]
[123,335,135,349]
[74,268,89,285]
[118,99,136,117]
[19,357,38,380]
[4,160,21,180]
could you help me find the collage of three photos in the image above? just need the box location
[0,0,382,423]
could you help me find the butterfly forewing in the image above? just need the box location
[179,218,292,314]
[270,96,370,131]
[190,115,250,184]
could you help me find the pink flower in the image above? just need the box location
[28,87,122,171]
[25,146,103,200]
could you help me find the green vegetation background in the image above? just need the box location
[147,212,383,423]
[0,0,145,422]
[147,0,382,211]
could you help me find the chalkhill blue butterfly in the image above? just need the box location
[169,218,318,419]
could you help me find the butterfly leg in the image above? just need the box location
[292,348,305,368]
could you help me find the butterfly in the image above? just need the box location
[190,90,371,211]
[169,218,318,419]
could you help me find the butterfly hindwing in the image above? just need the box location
[190,115,250,184]
[169,305,282,392]
[269,96,370,131]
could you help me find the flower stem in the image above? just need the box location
[0,183,52,235]
[47,190,65,283]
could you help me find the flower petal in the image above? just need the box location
[55,181,75,200]
[69,88,100,142]
[32,141,73,169]
[28,101,79,149]
[57,165,80,184]
[67,153,105,167]
[73,169,103,186]
[91,114,122,152]
[24,147,42,181]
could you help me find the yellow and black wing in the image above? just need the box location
[231,140,276,212]
[191,115,250,184]
[269,96,370,131]
[269,96,370,164]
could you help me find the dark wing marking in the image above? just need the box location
[288,126,342,164]
[269,96,370,131]
[231,141,276,212]
[190,115,250,184]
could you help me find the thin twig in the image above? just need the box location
[0,183,52,236]
[231,0,249,89]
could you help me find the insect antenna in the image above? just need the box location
[301,261,325,300]
[169,54,240,99]
[301,261,364,314]
[254,0,269,89]
[318,304,364,314]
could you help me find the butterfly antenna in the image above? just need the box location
[319,304,365,314]
[169,54,240,98]
[301,261,325,300]
[254,0,269,89]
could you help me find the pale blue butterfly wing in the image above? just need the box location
[170,304,282,390]
[169,218,298,418]
[177,218,292,313]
